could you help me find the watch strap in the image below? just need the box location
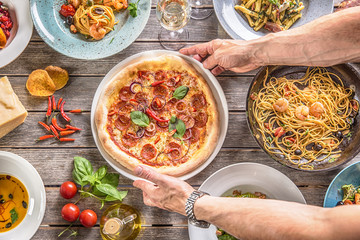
[185,190,211,228]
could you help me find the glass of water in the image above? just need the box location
[156,0,191,50]
[190,0,213,20]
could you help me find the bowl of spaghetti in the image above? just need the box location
[246,64,360,171]
[30,0,151,60]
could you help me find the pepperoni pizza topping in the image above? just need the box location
[119,86,133,101]
[155,70,166,80]
[153,84,168,97]
[118,103,135,114]
[182,129,192,140]
[115,115,131,130]
[191,93,207,110]
[166,142,182,160]
[189,127,200,143]
[166,98,178,110]
[141,144,157,160]
[145,123,156,137]
[156,117,170,129]
[151,95,166,111]
[175,100,187,112]
[122,132,137,147]
[134,92,149,106]
[178,114,195,129]
[194,111,208,128]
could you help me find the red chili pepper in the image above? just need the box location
[50,125,59,139]
[38,121,51,132]
[146,108,169,122]
[69,109,82,113]
[60,101,71,122]
[264,123,270,129]
[46,96,52,118]
[36,135,55,142]
[52,95,56,111]
[274,127,286,138]
[151,80,165,87]
[51,116,68,131]
[66,124,82,131]
[57,97,63,110]
[60,130,76,136]
[154,136,160,144]
[169,129,177,136]
[59,4,75,17]
[175,75,181,83]
[287,137,296,143]
[60,138,75,142]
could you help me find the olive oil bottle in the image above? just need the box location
[100,203,141,240]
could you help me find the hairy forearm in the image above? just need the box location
[194,196,360,240]
[249,6,360,67]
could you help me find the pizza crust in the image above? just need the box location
[95,55,219,177]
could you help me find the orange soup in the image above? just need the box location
[0,175,29,233]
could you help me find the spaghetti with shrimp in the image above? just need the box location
[250,67,359,170]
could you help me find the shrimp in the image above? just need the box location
[310,102,325,118]
[104,0,128,10]
[273,98,289,113]
[89,23,106,40]
[68,0,81,9]
[295,105,309,120]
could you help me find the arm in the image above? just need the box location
[180,6,360,75]
[133,165,360,240]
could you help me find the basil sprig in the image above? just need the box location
[169,116,186,138]
[173,86,189,100]
[128,0,140,18]
[131,111,149,127]
[72,156,127,209]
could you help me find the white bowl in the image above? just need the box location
[188,162,306,240]
[91,50,229,181]
[0,0,33,68]
[0,151,46,240]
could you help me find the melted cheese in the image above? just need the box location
[0,77,28,138]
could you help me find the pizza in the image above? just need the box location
[95,55,219,176]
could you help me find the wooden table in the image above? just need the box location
[1,2,359,239]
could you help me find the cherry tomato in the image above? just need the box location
[61,203,80,222]
[59,4,75,17]
[79,209,97,228]
[60,181,77,199]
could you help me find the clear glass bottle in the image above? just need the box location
[100,203,141,240]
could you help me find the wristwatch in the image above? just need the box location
[185,190,211,228]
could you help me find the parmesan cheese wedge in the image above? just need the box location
[0,76,28,138]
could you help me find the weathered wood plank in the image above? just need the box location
[33,226,189,240]
[2,75,251,112]
[0,112,258,148]
[1,148,357,187]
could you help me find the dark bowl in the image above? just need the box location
[246,64,360,171]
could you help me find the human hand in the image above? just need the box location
[180,39,264,75]
[132,165,195,215]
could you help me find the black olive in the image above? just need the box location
[22,201,27,209]
[0,195,2,199]
[6,175,10,180]
[66,16,73,25]
[8,194,13,199]
[294,149,302,155]
[0,199,5,204]
[285,131,293,136]
[335,131,343,139]
[336,201,344,206]
[5,222,11,228]
[313,144,323,151]
[306,142,315,150]
[94,7,105,15]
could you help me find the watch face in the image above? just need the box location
[189,219,211,229]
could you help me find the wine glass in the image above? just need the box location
[190,0,213,20]
[156,0,191,50]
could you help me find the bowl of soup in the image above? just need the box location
[0,151,46,240]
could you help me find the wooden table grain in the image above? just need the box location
[0,2,359,239]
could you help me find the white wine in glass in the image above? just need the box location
[156,0,191,50]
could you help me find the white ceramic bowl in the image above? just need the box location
[188,162,306,240]
[0,151,46,240]
[91,50,229,181]
[0,0,33,68]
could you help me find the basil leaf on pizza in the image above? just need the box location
[169,116,186,139]
[173,86,189,99]
[130,111,150,127]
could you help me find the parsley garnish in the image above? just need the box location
[128,0,140,18]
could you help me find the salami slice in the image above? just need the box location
[191,93,207,110]
[155,70,166,80]
[167,142,182,160]
[178,114,195,129]
[122,132,137,147]
[166,98,178,110]
[189,127,200,143]
[175,100,187,112]
[115,115,131,130]
[194,112,208,128]
[141,144,157,160]
[119,86,133,101]
[134,92,149,106]
[153,85,168,97]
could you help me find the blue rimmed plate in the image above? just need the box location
[30,0,151,60]
[323,161,360,208]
